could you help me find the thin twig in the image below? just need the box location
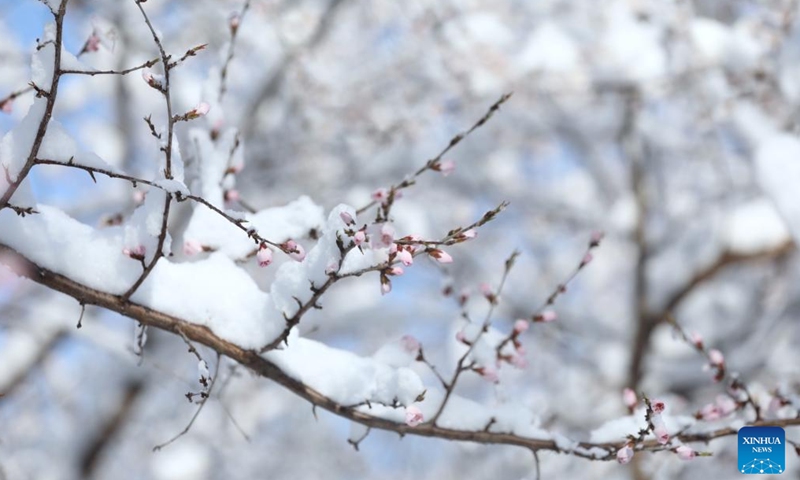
[153,353,221,451]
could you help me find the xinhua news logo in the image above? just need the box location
[738,426,785,474]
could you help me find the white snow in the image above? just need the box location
[516,22,580,75]
[754,134,800,244]
[723,198,791,254]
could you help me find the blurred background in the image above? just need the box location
[1,0,800,478]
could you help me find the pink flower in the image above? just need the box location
[396,248,413,266]
[580,252,593,266]
[455,331,466,343]
[690,332,704,349]
[380,224,395,247]
[281,240,306,262]
[371,188,389,203]
[224,189,240,202]
[435,159,456,176]
[651,399,665,414]
[404,405,424,427]
[479,283,493,298]
[257,246,273,267]
[339,211,355,226]
[513,319,529,334]
[534,311,557,323]
[617,445,634,464]
[369,223,395,249]
[0,99,12,113]
[675,445,696,460]
[183,240,203,256]
[353,230,366,246]
[708,349,724,367]
[401,335,420,354]
[654,426,669,445]
[427,249,453,264]
[623,388,637,410]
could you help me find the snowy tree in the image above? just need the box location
[1,0,800,479]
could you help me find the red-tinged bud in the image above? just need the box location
[428,249,452,263]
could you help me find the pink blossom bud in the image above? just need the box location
[434,159,456,176]
[281,240,306,262]
[617,445,634,464]
[133,190,145,204]
[708,349,724,366]
[653,423,669,445]
[325,261,338,275]
[589,230,605,247]
[257,246,273,267]
[371,187,389,203]
[186,102,210,119]
[0,99,12,113]
[479,366,499,383]
[388,266,404,276]
[183,240,203,256]
[623,388,637,410]
[84,33,101,53]
[389,242,398,254]
[651,399,665,414]
[698,403,721,421]
[229,13,241,33]
[580,252,593,266]
[428,249,453,263]
[404,405,424,427]
[479,283,493,297]
[224,189,240,202]
[513,319,529,334]
[401,335,420,354]
[675,445,696,460]
[455,331,466,343]
[353,230,366,246]
[396,249,413,266]
[123,245,146,259]
[458,229,477,241]
[533,310,557,323]
[380,224,395,247]
[339,211,355,226]
[141,69,164,90]
[691,332,704,349]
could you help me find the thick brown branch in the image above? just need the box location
[3,244,798,460]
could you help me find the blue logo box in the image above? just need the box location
[738,426,785,474]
